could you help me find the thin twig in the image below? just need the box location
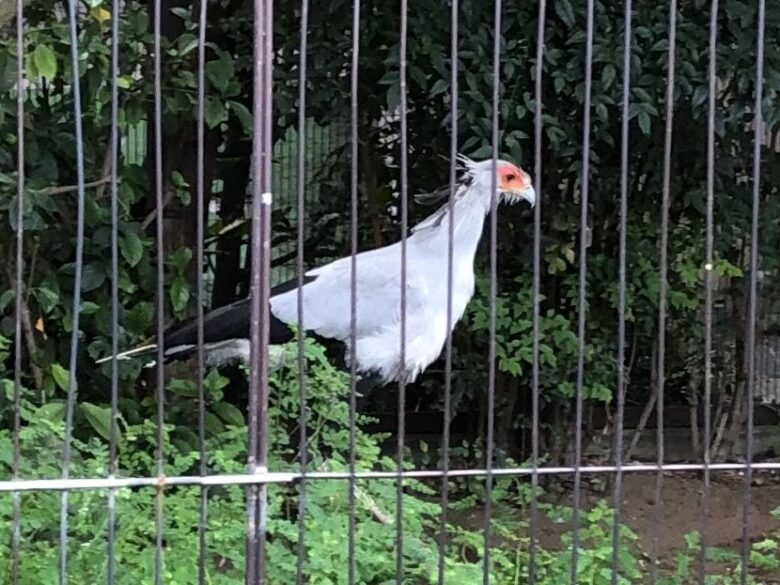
[355,484,393,525]
[24,241,38,303]
[689,371,700,456]
[312,460,393,524]
[711,410,729,459]
[141,190,176,231]
[624,331,659,461]
[94,148,113,200]
[34,176,111,196]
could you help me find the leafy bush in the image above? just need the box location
[3,0,780,465]
[1,338,648,584]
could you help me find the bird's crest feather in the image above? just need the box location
[413,153,476,207]
[411,153,480,233]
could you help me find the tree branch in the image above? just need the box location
[34,176,112,196]
[141,190,176,231]
[94,148,113,200]
[5,262,44,391]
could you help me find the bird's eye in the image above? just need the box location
[505,173,517,182]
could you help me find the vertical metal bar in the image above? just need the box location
[438,0,458,579]
[347,0,360,581]
[650,3,677,582]
[152,0,166,580]
[276,123,283,284]
[60,1,88,582]
[395,0,409,580]
[571,0,595,580]
[195,0,209,582]
[107,0,122,580]
[483,0,501,581]
[529,1,547,582]
[11,0,25,581]
[699,0,719,579]
[294,0,310,581]
[740,1,765,582]
[246,0,273,577]
[610,0,632,582]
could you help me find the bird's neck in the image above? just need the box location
[450,185,491,252]
[411,183,491,259]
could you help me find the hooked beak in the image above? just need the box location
[520,185,536,208]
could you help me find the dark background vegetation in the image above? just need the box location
[1,0,780,581]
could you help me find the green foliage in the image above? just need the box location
[541,502,641,585]
[466,277,614,403]
[1,339,645,584]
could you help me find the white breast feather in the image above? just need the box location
[270,182,489,383]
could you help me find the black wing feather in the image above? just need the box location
[161,274,318,351]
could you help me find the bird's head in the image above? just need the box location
[459,154,536,208]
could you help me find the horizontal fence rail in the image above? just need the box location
[2,462,780,494]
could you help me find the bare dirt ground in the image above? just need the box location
[452,470,780,581]
[541,471,780,580]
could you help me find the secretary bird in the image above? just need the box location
[96,155,536,402]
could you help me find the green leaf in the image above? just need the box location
[554,0,575,27]
[170,247,193,274]
[81,301,100,314]
[80,402,118,441]
[429,79,449,97]
[32,44,57,81]
[595,102,608,122]
[82,262,107,292]
[170,6,191,20]
[377,71,399,85]
[170,276,190,312]
[37,401,66,421]
[90,6,111,22]
[637,111,651,136]
[385,82,400,111]
[62,309,73,333]
[205,369,229,401]
[126,302,153,335]
[228,101,252,134]
[602,64,616,89]
[35,288,59,313]
[205,98,228,128]
[171,171,189,188]
[51,363,70,391]
[212,402,245,427]
[121,232,144,267]
[470,144,493,159]
[206,53,235,94]
[176,187,192,206]
[0,290,14,312]
[168,378,198,397]
[692,85,708,109]
[177,33,199,56]
[205,412,225,435]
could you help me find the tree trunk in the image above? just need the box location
[212,119,252,307]
[625,330,659,462]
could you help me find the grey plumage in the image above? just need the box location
[96,155,536,386]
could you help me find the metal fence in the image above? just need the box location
[2,0,776,583]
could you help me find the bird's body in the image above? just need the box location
[272,176,490,382]
[97,155,536,386]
